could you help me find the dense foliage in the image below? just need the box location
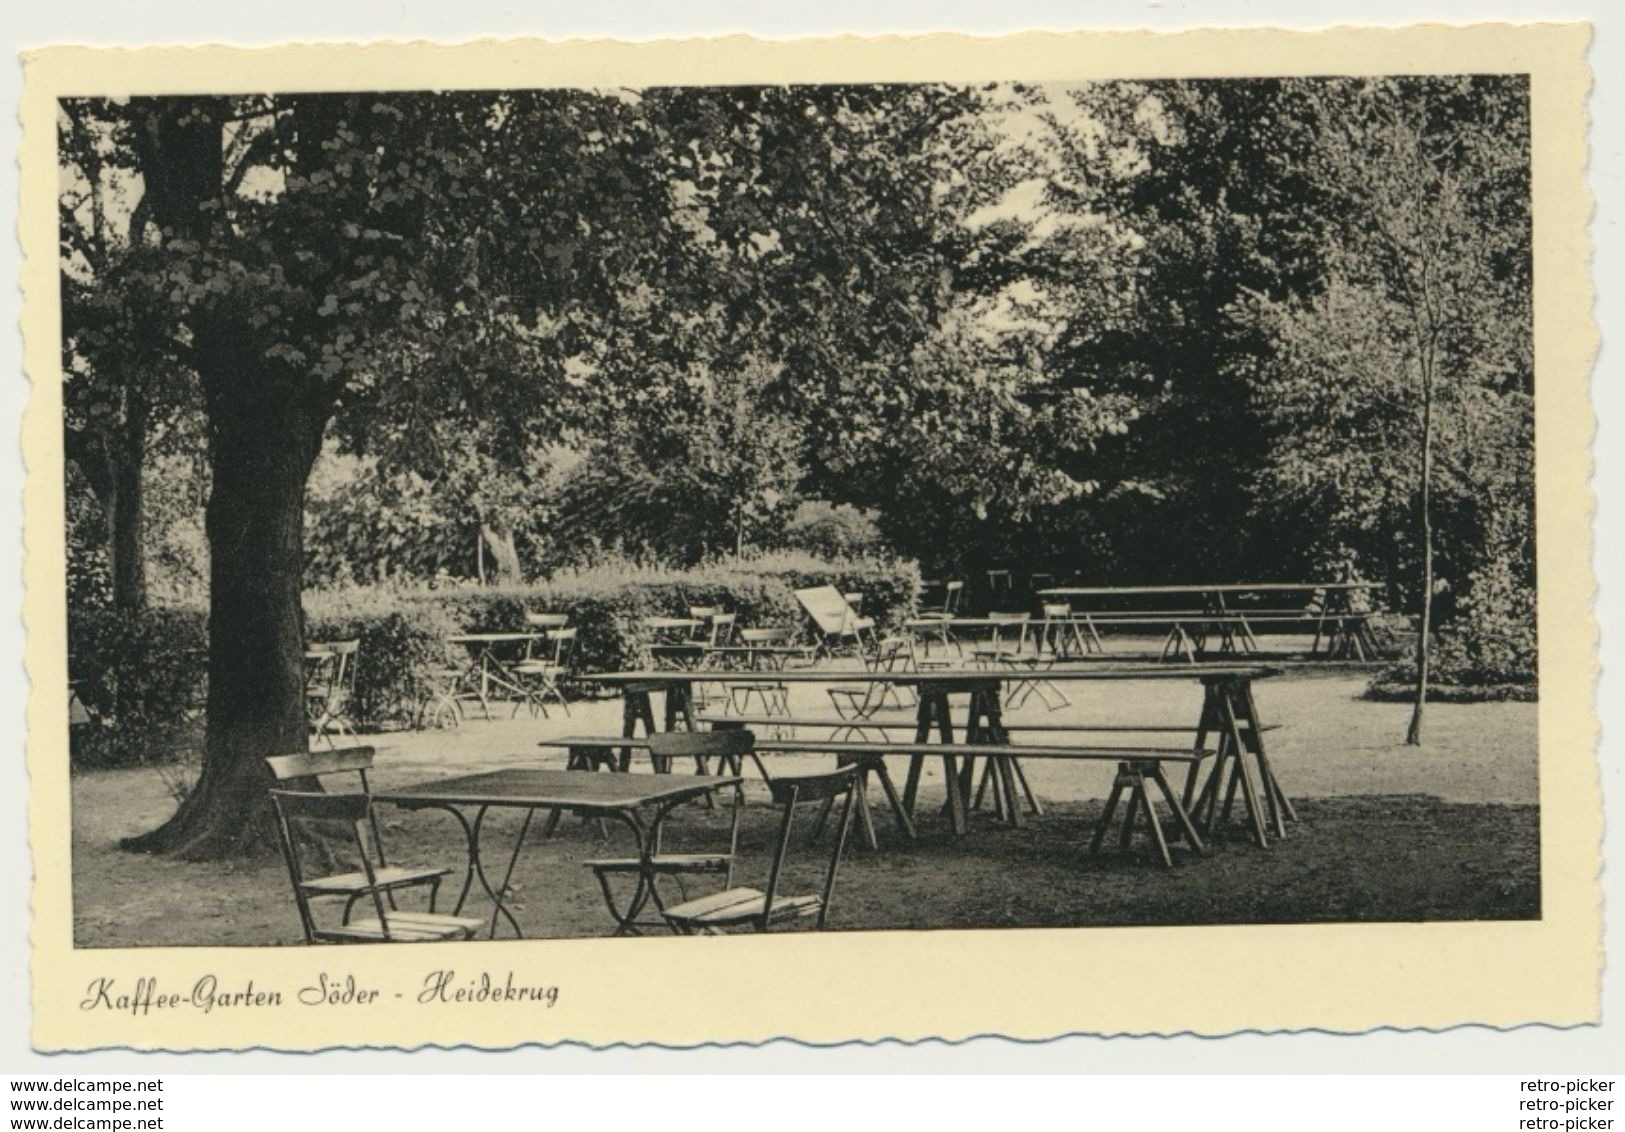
[780,501,888,561]
[67,79,1532,605]
[68,605,207,769]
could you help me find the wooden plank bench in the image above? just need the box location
[536,732,1215,866]
[749,737,1214,867]
[1079,613,1375,626]
[695,712,1279,738]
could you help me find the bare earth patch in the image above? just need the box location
[70,674,1540,947]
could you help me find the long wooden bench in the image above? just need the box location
[540,731,1218,764]
[904,607,1379,662]
[535,732,1215,866]
[694,712,1278,738]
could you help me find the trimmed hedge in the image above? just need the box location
[397,552,920,675]
[68,605,207,769]
[68,554,919,766]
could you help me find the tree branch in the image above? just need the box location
[225,129,280,197]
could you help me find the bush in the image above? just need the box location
[1365,556,1536,702]
[67,555,921,761]
[68,605,208,769]
[69,592,465,766]
[781,500,888,559]
[1434,554,1537,688]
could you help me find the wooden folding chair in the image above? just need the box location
[661,764,860,934]
[268,788,482,943]
[304,639,359,745]
[687,612,736,711]
[688,606,722,640]
[522,611,570,638]
[985,569,1013,610]
[914,580,964,658]
[264,748,452,923]
[970,611,1031,668]
[1038,601,1092,657]
[513,626,577,718]
[827,634,915,739]
[729,627,795,719]
[583,730,763,934]
[794,585,877,659]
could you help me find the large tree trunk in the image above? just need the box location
[120,96,359,859]
[108,388,148,613]
[481,521,522,583]
[123,389,324,858]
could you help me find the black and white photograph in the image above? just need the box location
[56,70,1544,945]
[20,21,1602,1056]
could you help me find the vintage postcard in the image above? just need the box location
[21,24,1597,1052]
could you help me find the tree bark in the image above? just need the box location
[481,522,522,582]
[108,387,148,613]
[123,388,325,858]
[1406,359,1436,746]
[120,96,368,858]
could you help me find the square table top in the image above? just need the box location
[376,768,737,810]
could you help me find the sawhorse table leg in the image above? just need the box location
[902,686,967,834]
[1089,760,1205,868]
[963,682,1040,828]
[1185,678,1291,848]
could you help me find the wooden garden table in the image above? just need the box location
[699,643,817,670]
[376,768,738,938]
[1034,582,1382,660]
[1038,582,1382,599]
[644,616,703,633]
[588,665,1288,846]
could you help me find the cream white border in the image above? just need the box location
[21,23,1598,1052]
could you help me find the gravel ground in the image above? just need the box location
[69,668,1540,947]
